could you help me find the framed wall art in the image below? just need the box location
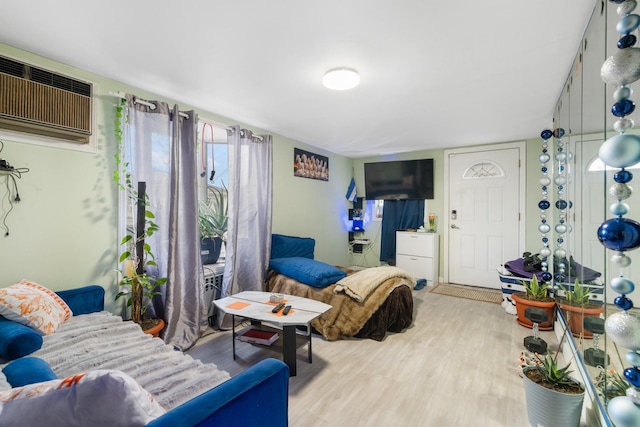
[293,148,329,181]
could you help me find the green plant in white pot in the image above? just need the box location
[523,351,585,427]
[198,184,228,265]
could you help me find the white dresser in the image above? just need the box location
[396,231,439,285]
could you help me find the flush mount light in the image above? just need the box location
[322,67,360,90]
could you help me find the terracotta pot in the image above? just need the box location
[559,302,604,339]
[143,319,165,338]
[512,292,556,330]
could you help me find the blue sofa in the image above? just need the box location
[1,285,290,427]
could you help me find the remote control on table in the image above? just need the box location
[282,305,292,315]
[272,303,286,313]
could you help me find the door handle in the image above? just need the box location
[451,224,460,229]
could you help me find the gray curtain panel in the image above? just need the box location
[122,95,205,350]
[221,125,273,299]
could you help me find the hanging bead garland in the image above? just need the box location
[539,129,554,286]
[553,128,571,285]
[598,1,640,424]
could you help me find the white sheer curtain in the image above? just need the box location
[120,95,206,350]
[221,126,273,299]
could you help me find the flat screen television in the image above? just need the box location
[364,158,434,200]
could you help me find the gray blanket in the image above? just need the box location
[18,311,230,410]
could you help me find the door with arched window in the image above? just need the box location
[445,143,525,288]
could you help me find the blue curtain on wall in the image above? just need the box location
[380,199,425,264]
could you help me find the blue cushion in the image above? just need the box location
[0,317,43,360]
[271,234,315,260]
[3,357,57,387]
[269,257,346,288]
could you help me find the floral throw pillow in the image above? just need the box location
[0,370,166,427]
[0,280,72,335]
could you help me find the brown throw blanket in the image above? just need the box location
[266,269,413,341]
[334,266,415,302]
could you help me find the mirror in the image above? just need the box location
[554,0,640,423]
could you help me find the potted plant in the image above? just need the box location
[556,279,604,338]
[512,275,556,330]
[198,184,228,265]
[522,352,585,427]
[114,102,166,337]
[115,182,167,337]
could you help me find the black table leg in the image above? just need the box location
[282,325,297,376]
[232,315,236,360]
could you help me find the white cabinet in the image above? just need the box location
[396,231,439,285]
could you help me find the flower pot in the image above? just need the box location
[523,366,585,427]
[512,292,556,330]
[201,236,223,265]
[142,318,165,338]
[559,302,604,339]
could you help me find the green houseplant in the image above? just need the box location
[198,184,228,265]
[522,352,585,427]
[115,182,167,332]
[512,275,556,330]
[556,279,604,338]
[114,101,167,334]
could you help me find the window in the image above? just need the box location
[198,121,229,262]
[463,161,504,179]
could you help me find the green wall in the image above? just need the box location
[0,43,353,313]
[349,137,546,279]
[0,43,547,306]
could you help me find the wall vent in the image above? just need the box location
[0,55,92,143]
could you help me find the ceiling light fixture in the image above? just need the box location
[322,67,360,91]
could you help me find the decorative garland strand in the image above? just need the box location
[598,1,640,424]
[539,129,554,286]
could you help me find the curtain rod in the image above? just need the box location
[110,91,190,119]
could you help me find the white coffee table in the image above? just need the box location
[214,291,331,376]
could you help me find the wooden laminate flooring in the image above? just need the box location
[186,285,557,426]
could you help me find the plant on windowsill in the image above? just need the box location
[198,184,228,265]
[114,100,166,336]
[511,275,556,330]
[522,351,585,427]
[556,279,604,339]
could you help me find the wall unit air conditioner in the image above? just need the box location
[0,55,92,143]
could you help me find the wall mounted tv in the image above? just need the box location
[364,158,434,200]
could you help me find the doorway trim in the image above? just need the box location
[443,141,527,284]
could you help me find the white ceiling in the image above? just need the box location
[0,1,596,158]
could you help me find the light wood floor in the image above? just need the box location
[187,285,558,426]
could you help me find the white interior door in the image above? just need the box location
[446,145,523,289]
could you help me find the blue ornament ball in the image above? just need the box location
[540,129,553,140]
[597,217,640,251]
[541,271,553,282]
[599,133,640,168]
[615,86,634,101]
[626,350,640,367]
[615,169,634,183]
[612,99,636,117]
[625,367,640,387]
[608,396,640,427]
[611,201,630,216]
[615,295,635,311]
[555,199,568,210]
[612,276,636,295]
[538,200,550,210]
